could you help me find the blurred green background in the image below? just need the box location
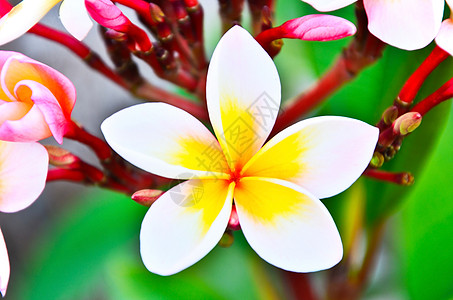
[1,1,453,299]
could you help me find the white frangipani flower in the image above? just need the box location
[101,26,379,275]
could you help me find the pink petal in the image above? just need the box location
[364,0,444,50]
[0,105,52,142]
[435,19,453,57]
[278,14,356,41]
[14,80,69,144]
[0,141,48,213]
[1,53,76,119]
[0,229,9,297]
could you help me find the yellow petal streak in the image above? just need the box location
[164,136,230,177]
[178,179,234,235]
[242,130,311,180]
[234,177,310,226]
[218,94,261,172]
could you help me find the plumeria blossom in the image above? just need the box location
[301,0,445,51]
[0,0,92,45]
[0,51,76,144]
[435,0,453,56]
[0,140,49,296]
[101,26,379,275]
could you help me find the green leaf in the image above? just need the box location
[400,102,453,300]
[12,189,271,299]
[12,189,146,300]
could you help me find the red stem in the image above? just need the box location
[134,82,208,120]
[47,168,86,183]
[284,271,318,300]
[65,121,112,161]
[411,77,453,116]
[363,169,414,185]
[27,24,129,88]
[398,46,449,105]
[114,0,157,27]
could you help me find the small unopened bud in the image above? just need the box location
[45,145,80,167]
[219,230,234,248]
[369,152,384,168]
[132,189,163,207]
[398,172,415,186]
[393,112,422,136]
[228,205,240,230]
[382,106,399,125]
[384,146,397,161]
[149,3,165,23]
[104,29,127,42]
[261,6,272,30]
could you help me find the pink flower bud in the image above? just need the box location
[132,189,164,207]
[0,51,76,144]
[256,14,356,47]
[85,0,152,52]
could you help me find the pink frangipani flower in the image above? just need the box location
[0,51,76,144]
[0,141,48,296]
[101,26,379,275]
[0,0,92,45]
[301,0,445,51]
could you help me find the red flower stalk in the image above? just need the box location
[411,76,453,116]
[398,46,449,106]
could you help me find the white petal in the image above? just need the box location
[435,19,453,56]
[364,0,444,50]
[243,116,378,199]
[0,0,61,45]
[101,103,230,180]
[59,0,93,40]
[301,0,357,12]
[234,177,342,272]
[206,26,281,172]
[140,179,234,275]
[0,141,48,213]
[0,229,9,297]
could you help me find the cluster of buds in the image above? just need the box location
[366,45,452,185]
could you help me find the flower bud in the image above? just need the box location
[228,205,241,231]
[132,189,164,207]
[393,112,422,136]
[381,105,399,125]
[369,151,384,168]
[45,145,80,167]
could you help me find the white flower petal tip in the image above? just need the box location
[436,19,453,56]
[0,0,61,45]
[59,0,93,40]
[0,229,9,297]
[140,179,234,276]
[301,0,357,12]
[207,25,281,170]
[365,0,444,50]
[235,178,343,272]
[101,103,229,180]
[0,141,48,213]
[243,116,379,199]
